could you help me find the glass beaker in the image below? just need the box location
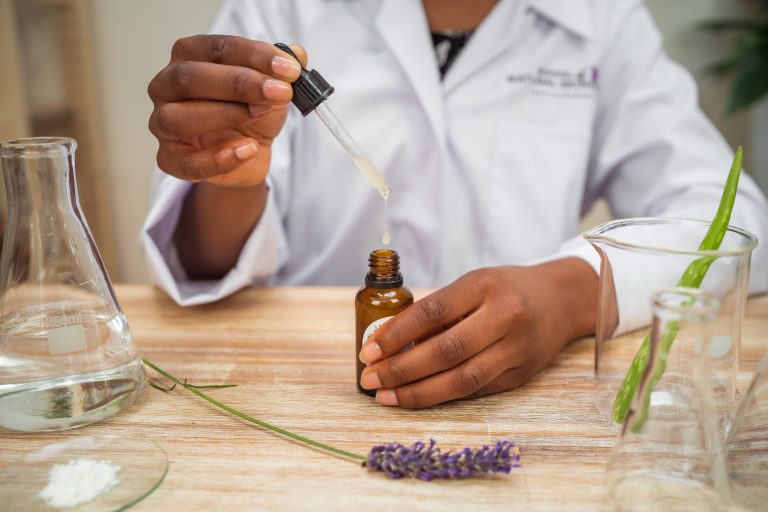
[0,137,146,432]
[608,288,730,512]
[725,351,768,511]
[584,218,756,427]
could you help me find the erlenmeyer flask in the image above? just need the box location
[608,288,730,512]
[725,352,768,511]
[0,137,146,432]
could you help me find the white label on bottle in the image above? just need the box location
[695,335,733,360]
[363,316,414,353]
[709,336,732,358]
[48,324,87,355]
[363,316,394,343]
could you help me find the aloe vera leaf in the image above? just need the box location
[630,322,680,432]
[611,147,743,424]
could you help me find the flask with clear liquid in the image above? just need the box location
[0,137,146,432]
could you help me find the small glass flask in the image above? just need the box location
[608,288,730,512]
[355,249,413,397]
[0,137,146,432]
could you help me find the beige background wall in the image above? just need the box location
[90,0,223,282]
[86,0,767,282]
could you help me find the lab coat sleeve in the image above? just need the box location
[544,0,768,333]
[140,172,288,306]
[139,0,296,305]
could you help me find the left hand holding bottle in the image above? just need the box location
[358,258,598,408]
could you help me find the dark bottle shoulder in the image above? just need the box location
[355,285,413,304]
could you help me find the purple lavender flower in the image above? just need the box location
[364,439,520,481]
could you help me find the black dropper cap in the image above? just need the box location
[274,43,334,117]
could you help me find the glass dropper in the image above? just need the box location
[273,43,391,200]
[313,102,390,199]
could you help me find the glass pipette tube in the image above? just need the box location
[313,102,391,200]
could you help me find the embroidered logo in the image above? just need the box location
[508,66,598,98]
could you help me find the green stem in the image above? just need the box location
[185,382,239,389]
[611,146,743,424]
[142,358,367,463]
[148,378,237,392]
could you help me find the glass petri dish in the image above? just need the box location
[0,433,167,511]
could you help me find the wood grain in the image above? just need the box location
[1,285,766,511]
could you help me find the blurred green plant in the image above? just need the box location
[701,0,768,114]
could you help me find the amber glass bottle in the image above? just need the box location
[355,249,413,397]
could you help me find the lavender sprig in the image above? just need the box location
[144,359,522,481]
[365,439,520,480]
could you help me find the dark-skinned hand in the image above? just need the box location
[358,258,597,408]
[147,35,307,188]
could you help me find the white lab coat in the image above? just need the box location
[141,0,768,313]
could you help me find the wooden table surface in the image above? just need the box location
[1,285,766,511]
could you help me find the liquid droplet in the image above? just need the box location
[382,230,391,245]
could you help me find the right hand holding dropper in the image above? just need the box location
[148,36,307,280]
[147,36,307,187]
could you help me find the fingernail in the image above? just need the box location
[376,389,398,406]
[360,370,382,390]
[359,342,382,363]
[271,56,301,79]
[248,104,272,117]
[234,143,258,160]
[263,79,292,100]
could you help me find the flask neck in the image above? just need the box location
[365,249,403,289]
[0,138,80,220]
[0,138,111,296]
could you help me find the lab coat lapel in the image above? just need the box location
[442,0,525,94]
[374,0,446,151]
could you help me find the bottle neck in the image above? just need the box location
[365,249,403,289]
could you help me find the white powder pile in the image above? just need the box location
[38,457,121,509]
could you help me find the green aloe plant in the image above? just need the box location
[612,148,743,424]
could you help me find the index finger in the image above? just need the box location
[361,274,485,363]
[171,35,308,74]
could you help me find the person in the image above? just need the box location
[142,0,768,409]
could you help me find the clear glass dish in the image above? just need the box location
[0,433,167,511]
